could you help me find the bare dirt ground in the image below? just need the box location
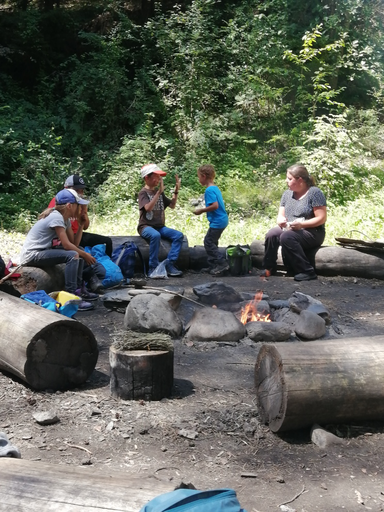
[2,270,384,511]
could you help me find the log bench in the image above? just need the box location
[0,458,177,511]
[250,239,384,280]
[8,236,384,296]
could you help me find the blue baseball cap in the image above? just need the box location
[55,189,89,205]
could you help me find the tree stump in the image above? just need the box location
[0,292,98,390]
[254,337,384,432]
[109,345,174,401]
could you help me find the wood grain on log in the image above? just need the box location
[255,337,384,432]
[0,458,175,511]
[110,345,174,401]
[0,292,98,390]
[250,239,384,279]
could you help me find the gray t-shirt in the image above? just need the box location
[280,187,326,231]
[20,210,70,264]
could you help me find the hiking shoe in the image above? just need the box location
[77,300,94,311]
[165,260,183,277]
[294,271,317,281]
[75,287,99,302]
[209,261,230,275]
[88,275,104,293]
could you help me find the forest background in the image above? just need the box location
[1,0,384,256]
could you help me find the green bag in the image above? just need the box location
[226,244,252,276]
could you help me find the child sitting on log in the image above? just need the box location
[20,189,101,311]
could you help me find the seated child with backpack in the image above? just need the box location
[20,189,101,311]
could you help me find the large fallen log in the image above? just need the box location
[0,291,98,390]
[0,458,176,511]
[255,337,384,432]
[250,239,384,279]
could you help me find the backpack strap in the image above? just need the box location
[135,245,147,276]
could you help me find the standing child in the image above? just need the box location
[193,164,229,275]
[19,189,99,311]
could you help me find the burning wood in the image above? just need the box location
[240,291,271,324]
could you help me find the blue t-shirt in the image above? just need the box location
[205,185,228,229]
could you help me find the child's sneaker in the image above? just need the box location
[209,260,230,275]
[77,300,94,311]
[165,260,183,277]
[75,287,99,302]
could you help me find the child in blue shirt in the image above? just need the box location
[193,164,229,275]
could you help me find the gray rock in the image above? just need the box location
[246,321,292,342]
[240,292,269,302]
[288,291,330,324]
[0,432,21,458]
[193,282,242,305]
[124,294,183,337]
[178,429,198,440]
[185,307,246,342]
[307,303,331,325]
[32,410,59,425]
[272,308,300,329]
[311,424,344,449]
[269,299,290,309]
[294,310,326,340]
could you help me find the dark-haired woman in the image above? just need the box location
[261,164,327,281]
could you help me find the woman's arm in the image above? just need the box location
[290,206,327,230]
[55,227,96,265]
[277,207,287,228]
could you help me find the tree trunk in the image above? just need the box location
[12,265,65,295]
[110,345,173,401]
[254,337,384,432]
[0,458,176,511]
[0,292,98,391]
[250,240,384,279]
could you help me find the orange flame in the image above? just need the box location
[240,290,271,324]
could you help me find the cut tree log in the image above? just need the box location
[110,345,174,400]
[250,239,384,279]
[12,265,65,295]
[255,337,384,432]
[0,291,98,390]
[0,458,177,511]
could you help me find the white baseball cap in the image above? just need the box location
[141,163,167,179]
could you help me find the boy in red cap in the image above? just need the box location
[138,164,183,278]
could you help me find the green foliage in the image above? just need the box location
[0,0,384,230]
[289,112,384,205]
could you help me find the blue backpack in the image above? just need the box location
[85,244,123,288]
[111,241,146,278]
[139,488,247,512]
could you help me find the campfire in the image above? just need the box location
[240,291,271,324]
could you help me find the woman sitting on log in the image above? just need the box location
[19,189,99,311]
[261,164,327,282]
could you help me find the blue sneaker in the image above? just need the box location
[77,300,94,311]
[165,260,183,277]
